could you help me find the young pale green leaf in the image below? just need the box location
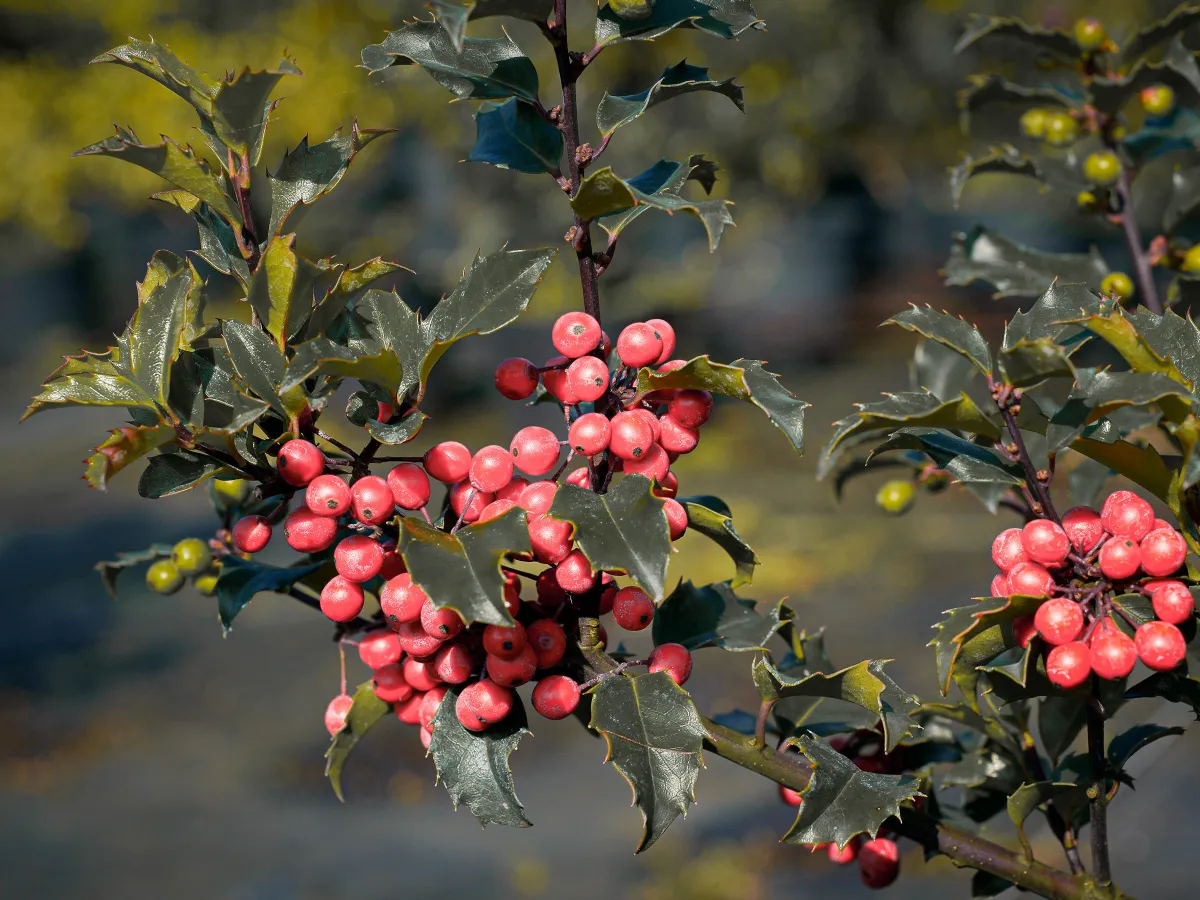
[676,495,758,586]
[595,0,764,46]
[1106,723,1185,772]
[1091,37,1200,116]
[94,543,174,599]
[467,99,564,174]
[955,75,1073,135]
[152,190,251,288]
[85,425,177,491]
[91,38,219,114]
[781,735,921,848]
[210,59,302,163]
[944,227,1108,298]
[430,686,531,827]
[885,305,991,376]
[929,595,1044,697]
[596,60,743,137]
[910,339,979,402]
[651,580,782,651]
[245,234,323,352]
[400,509,530,626]
[215,556,325,632]
[1003,281,1101,349]
[636,356,807,454]
[325,679,391,803]
[427,0,555,53]
[953,15,1077,59]
[547,476,671,600]
[589,672,705,853]
[997,339,1075,387]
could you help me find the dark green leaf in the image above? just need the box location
[930,595,1044,697]
[596,60,743,137]
[138,449,227,498]
[589,672,705,852]
[282,337,405,397]
[152,190,251,287]
[955,74,1073,135]
[1123,5,1200,62]
[998,339,1075,387]
[94,544,174,599]
[594,156,723,247]
[1126,671,1200,719]
[427,0,554,53]
[1069,455,1115,506]
[972,871,1016,899]
[910,339,978,402]
[944,227,1109,298]
[215,555,324,632]
[91,38,218,114]
[246,234,324,351]
[221,319,287,414]
[1106,723,1185,771]
[1038,696,1088,763]
[677,496,758,586]
[1124,305,1200,390]
[325,679,390,802]
[1123,106,1200,167]
[367,410,429,445]
[595,0,763,46]
[1164,163,1200,234]
[916,701,1020,756]
[1007,781,1086,858]
[467,99,564,174]
[652,580,782,651]
[868,427,1023,512]
[1092,38,1200,117]
[210,59,301,163]
[1084,370,1196,412]
[305,258,410,341]
[885,305,991,376]
[430,686,531,827]
[1004,281,1101,348]
[954,15,1077,59]
[710,708,759,735]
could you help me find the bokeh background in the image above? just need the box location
[3,0,1200,897]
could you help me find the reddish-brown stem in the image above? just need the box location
[1114,167,1162,315]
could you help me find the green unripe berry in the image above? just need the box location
[1141,84,1177,118]
[1084,150,1120,186]
[1101,272,1135,299]
[1076,191,1098,211]
[211,477,252,507]
[608,0,654,19]
[876,480,916,515]
[1074,17,1107,51]
[1043,111,1079,147]
[1182,244,1200,273]
[146,559,184,595]
[171,537,213,576]
[1019,108,1048,139]
[193,571,219,596]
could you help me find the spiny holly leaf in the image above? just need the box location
[216,556,324,632]
[998,340,1074,387]
[74,127,241,226]
[953,15,1077,60]
[1069,436,1174,502]
[467,99,564,174]
[1038,696,1089,764]
[221,319,290,416]
[85,424,177,491]
[91,38,219,115]
[430,686,531,827]
[596,60,743,137]
[652,580,782,651]
[754,657,920,752]
[400,509,530,626]
[950,145,1044,207]
[1107,723,1185,772]
[362,21,540,103]
[281,338,406,397]
[94,544,174,599]
[944,227,1109,298]
[911,339,978,402]
[1124,305,1200,390]
[955,75,1073,135]
[547,476,670,600]
[594,156,722,247]
[885,305,991,376]
[636,356,807,454]
[1004,281,1101,348]
[246,234,323,352]
[930,595,1044,697]
[916,701,1021,757]
[1123,5,1200,62]
[676,495,758,586]
[304,257,411,341]
[427,0,555,53]
[1126,671,1200,719]
[595,0,764,46]
[1084,371,1196,416]
[138,449,232,498]
[267,122,395,237]
[1091,38,1200,117]
[589,672,705,853]
[152,190,251,288]
[325,679,390,803]
[210,59,301,163]
[781,735,921,848]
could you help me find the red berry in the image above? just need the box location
[1008,561,1055,596]
[663,498,688,540]
[564,467,592,489]
[504,572,522,616]
[334,535,385,583]
[455,692,484,731]
[461,679,514,728]
[276,439,324,487]
[320,575,364,622]
[991,528,1029,572]
[496,477,530,503]
[532,675,582,719]
[470,445,515,493]
[644,318,676,364]
[487,644,539,687]
[1151,580,1195,625]
[325,694,354,736]
[284,507,338,553]
[510,426,561,477]
[828,842,858,864]
[1062,506,1104,553]
[449,481,494,525]
[609,411,654,460]
[350,475,393,526]
[1098,538,1141,580]
[404,657,443,692]
[420,598,465,639]
[358,629,403,669]
[1034,598,1084,645]
[372,663,413,703]
[613,587,655,631]
[494,357,539,400]
[483,622,528,659]
[566,356,610,403]
[542,356,579,405]
[658,415,699,455]
[990,574,1010,597]
[1013,615,1036,649]
[628,407,662,442]
[379,542,406,580]
[396,619,445,658]
[434,642,474,684]
[552,312,602,359]
[380,574,426,627]
[616,322,664,368]
[648,643,692,685]
[1089,622,1138,680]
[306,474,351,517]
[1046,641,1092,688]
[396,691,424,725]
[424,441,472,484]
[386,463,431,510]
[624,442,670,483]
[419,685,449,729]
[1136,621,1187,671]
[1153,517,1173,531]
[1101,490,1156,541]
[853,756,886,774]
[1021,520,1070,567]
[555,549,596,594]
[779,784,803,807]
[478,499,519,523]
[375,401,393,423]
[569,412,611,456]
[520,480,558,515]
[1140,527,1187,577]
[859,838,900,889]
[420,724,433,749]
[528,514,574,564]
[536,568,568,607]
[232,515,272,553]
[668,390,713,429]
[599,575,618,614]
[527,619,567,668]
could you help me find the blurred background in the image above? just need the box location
[3,0,1200,897]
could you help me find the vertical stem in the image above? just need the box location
[1115,168,1162,315]
[1088,691,1112,884]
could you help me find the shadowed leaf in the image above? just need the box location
[427,0,554,52]
[597,60,743,137]
[676,495,758,586]
[595,0,764,46]
[944,227,1108,298]
[325,679,390,802]
[94,544,174,599]
[929,595,1044,696]
[467,99,563,174]
[652,580,782,651]
[215,555,324,632]
[885,305,991,375]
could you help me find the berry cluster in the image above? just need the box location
[989,491,1194,689]
[144,537,219,596]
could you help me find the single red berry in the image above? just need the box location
[358,630,404,670]
[528,514,574,564]
[396,619,445,658]
[420,598,465,640]
[487,644,539,687]
[1008,561,1055,596]
[1047,641,1092,688]
[1089,622,1138,680]
[628,407,662,442]
[520,480,558,515]
[648,643,692,685]
[1034,597,1085,645]
[380,574,426,627]
[991,528,1029,572]
[1101,490,1156,542]
[990,574,1010,597]
[668,390,713,429]
[449,481,494,525]
[372,663,413,703]
[375,400,393,423]
[503,570,522,616]
[510,426,561,477]
[1136,621,1187,671]
[663,498,688,540]
[232,515,272,553]
[859,837,900,889]
[616,322,664,368]
[555,549,596,594]
[470,445,515,493]
[853,756,886,774]
[609,411,654,460]
[320,576,364,622]
[779,784,803,807]
[1021,520,1070,567]
[653,471,679,499]
[386,463,431,510]
[599,574,618,614]
[624,442,670,483]
[1140,527,1187,577]
[542,356,579,405]
[566,356,611,403]
[552,311,602,359]
[828,842,858,864]
[404,657,443,692]
[379,542,407,580]
[658,415,699,455]
[483,622,528,659]
[306,474,351,517]
[1151,580,1195,625]
[455,691,484,731]
[1153,517,1173,531]
[284,507,338,553]
[527,619,567,668]
[395,692,424,725]
[1098,538,1141,580]
[325,694,354,736]
[613,587,655,631]
[532,675,582,720]
[434,642,474,684]
[494,357,540,400]
[420,725,433,750]
[461,679,515,728]
[350,475,393,526]
[478,498,519,523]
[536,568,568,607]
[419,685,449,730]
[424,441,472,484]
[334,534,385,583]
[644,359,685,404]
[569,412,611,456]
[1062,506,1104,553]
[644,318,676,364]
[276,439,324,487]
[564,467,592,489]
[496,477,530,504]
[1013,615,1037,649]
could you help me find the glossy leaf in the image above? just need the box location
[282,337,406,396]
[910,339,978,402]
[594,156,724,247]
[595,0,763,46]
[1126,671,1200,719]
[215,555,324,632]
[304,258,411,341]
[1124,305,1200,390]
[950,145,1044,206]
[427,0,555,52]
[998,339,1074,387]
[325,679,391,802]
[367,410,429,445]
[596,60,743,137]
[930,595,1044,696]
[1084,370,1195,414]
[885,305,991,376]
[85,425,176,491]
[1004,281,1101,348]
[1007,781,1085,858]
[944,227,1108,298]
[210,59,302,162]
[1038,696,1088,764]
[652,580,782,651]
[221,319,288,415]
[152,190,251,288]
[91,38,218,113]
[94,544,174,600]
[246,234,324,352]
[138,449,229,498]
[589,672,705,852]
[676,495,758,586]
[467,99,564,174]
[1107,723,1185,772]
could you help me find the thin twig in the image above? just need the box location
[1115,167,1163,315]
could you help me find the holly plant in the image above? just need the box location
[23,3,1200,899]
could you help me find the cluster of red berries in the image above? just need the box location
[988,490,1194,689]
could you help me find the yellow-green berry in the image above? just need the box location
[1019,108,1049,139]
[1044,111,1079,147]
[1076,191,1098,211]
[1084,151,1120,186]
[146,559,184,595]
[1141,84,1177,118]
[1073,17,1107,51]
[608,0,654,19]
[876,480,916,515]
[211,477,253,507]
[171,537,213,576]
[1101,272,1135,299]
[193,571,219,596]
[1183,244,1200,273]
